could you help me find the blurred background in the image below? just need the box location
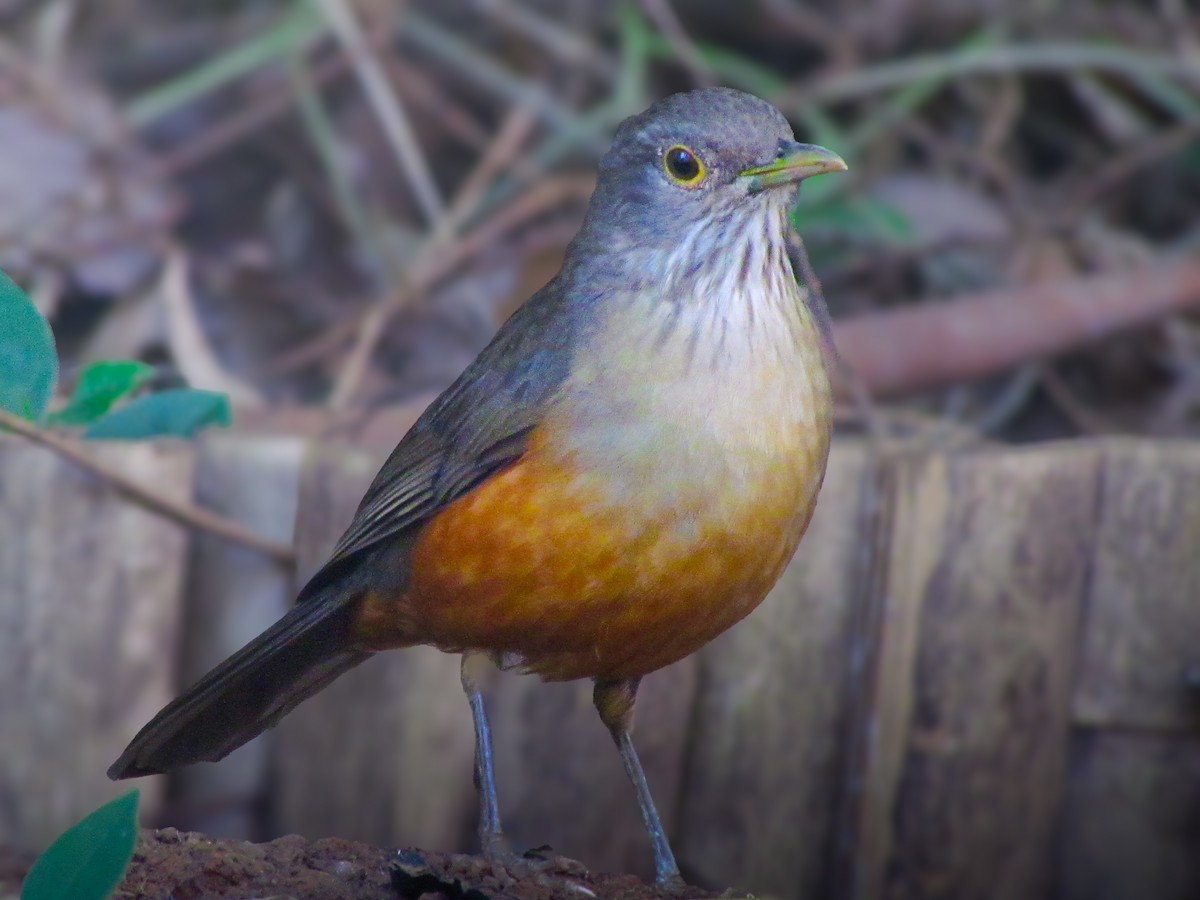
[3,0,1200,435]
[0,1,1199,898]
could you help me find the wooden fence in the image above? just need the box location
[1,433,1197,900]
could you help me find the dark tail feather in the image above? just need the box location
[108,587,370,779]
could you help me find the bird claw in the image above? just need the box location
[517,844,591,879]
[655,872,691,896]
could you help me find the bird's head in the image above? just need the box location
[575,87,846,268]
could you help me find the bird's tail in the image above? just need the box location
[108,584,371,779]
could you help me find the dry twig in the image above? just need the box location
[314,0,444,224]
[638,0,715,86]
[832,257,1200,398]
[1059,117,1200,225]
[267,175,593,380]
[0,409,295,565]
[475,0,617,82]
[435,104,539,243]
[161,248,266,408]
[328,107,542,402]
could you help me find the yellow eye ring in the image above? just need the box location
[663,145,706,185]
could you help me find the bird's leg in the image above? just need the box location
[461,651,506,857]
[593,677,685,890]
[460,653,590,884]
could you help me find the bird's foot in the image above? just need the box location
[513,843,590,879]
[654,871,690,895]
[477,838,594,896]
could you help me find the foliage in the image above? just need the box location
[0,270,57,421]
[21,790,139,900]
[0,271,229,439]
[46,361,156,427]
[9,0,1198,430]
[84,389,231,440]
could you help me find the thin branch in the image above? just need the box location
[758,0,843,50]
[329,300,392,407]
[1058,116,1200,224]
[475,0,617,82]
[312,175,591,394]
[832,257,1200,398]
[0,410,295,565]
[147,43,348,178]
[161,248,266,408]
[334,103,542,400]
[401,12,591,139]
[638,0,715,86]
[146,22,413,178]
[314,0,444,224]
[788,43,1200,108]
[435,104,539,244]
[1039,365,1117,435]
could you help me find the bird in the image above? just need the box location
[108,86,846,888]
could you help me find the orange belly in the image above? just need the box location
[353,422,827,681]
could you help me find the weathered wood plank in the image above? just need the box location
[174,435,305,838]
[183,433,1200,900]
[0,438,192,851]
[1057,730,1200,900]
[675,442,872,897]
[1073,440,1200,732]
[851,445,1101,900]
[837,445,930,900]
[273,444,476,851]
[1057,440,1200,900]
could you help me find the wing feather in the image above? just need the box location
[312,277,581,579]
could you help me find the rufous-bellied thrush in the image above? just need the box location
[109,87,847,888]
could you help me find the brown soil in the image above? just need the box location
[9,829,737,900]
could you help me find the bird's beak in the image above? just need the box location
[740,142,847,193]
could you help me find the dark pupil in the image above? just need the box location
[667,148,700,180]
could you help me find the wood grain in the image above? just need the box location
[174,435,305,838]
[1057,439,1200,900]
[48,432,1186,900]
[851,445,1102,900]
[0,438,192,851]
[273,443,476,851]
[1057,730,1200,900]
[1073,440,1200,732]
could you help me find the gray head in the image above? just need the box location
[572,88,845,270]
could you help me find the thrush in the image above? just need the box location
[109,86,846,888]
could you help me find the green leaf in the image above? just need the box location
[21,789,139,900]
[48,361,156,427]
[84,389,231,440]
[0,269,58,421]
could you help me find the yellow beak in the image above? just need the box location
[740,142,847,193]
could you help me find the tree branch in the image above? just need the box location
[832,257,1200,398]
[0,410,296,565]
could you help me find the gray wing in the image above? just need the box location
[307,279,581,587]
[785,230,836,352]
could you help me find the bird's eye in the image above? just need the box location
[663,145,706,185]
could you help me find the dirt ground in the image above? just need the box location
[6,829,735,900]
